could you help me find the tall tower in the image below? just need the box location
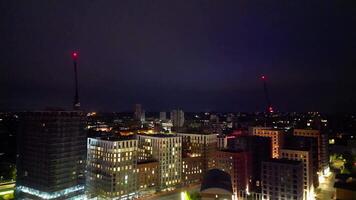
[261,75,273,113]
[72,52,80,110]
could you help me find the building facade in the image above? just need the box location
[212,150,251,197]
[86,137,138,200]
[137,134,182,191]
[137,161,158,196]
[16,111,86,200]
[177,132,216,181]
[281,148,314,200]
[262,159,303,200]
[170,109,184,128]
[250,127,284,158]
[227,135,272,192]
[293,129,329,175]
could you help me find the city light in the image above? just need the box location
[17,185,84,199]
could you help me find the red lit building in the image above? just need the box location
[212,150,251,196]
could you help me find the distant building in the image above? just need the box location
[177,133,217,185]
[210,114,219,123]
[281,148,314,200]
[86,137,138,199]
[170,109,184,128]
[137,134,182,191]
[293,129,329,175]
[212,150,251,197]
[16,111,86,200]
[134,104,145,122]
[250,127,284,158]
[262,159,304,200]
[200,169,233,200]
[159,112,166,121]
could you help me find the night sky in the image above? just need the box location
[1,1,356,112]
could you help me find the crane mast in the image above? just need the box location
[261,75,274,113]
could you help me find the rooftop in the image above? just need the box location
[90,136,136,141]
[263,158,302,165]
[177,132,216,135]
[281,147,310,152]
[201,169,233,193]
[334,175,356,191]
[137,133,177,138]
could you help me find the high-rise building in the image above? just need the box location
[250,127,284,158]
[134,104,145,122]
[212,150,251,197]
[16,111,86,200]
[293,129,329,175]
[284,134,319,188]
[281,148,314,200]
[159,112,166,121]
[177,133,217,185]
[170,109,184,128]
[137,134,182,191]
[86,136,138,199]
[262,159,304,200]
[227,135,272,192]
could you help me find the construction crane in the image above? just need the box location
[261,75,274,113]
[72,51,81,110]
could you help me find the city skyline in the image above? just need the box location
[1,1,356,112]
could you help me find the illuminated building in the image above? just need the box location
[227,135,272,192]
[217,135,228,150]
[159,112,166,121]
[16,111,86,199]
[177,132,217,183]
[137,134,182,191]
[170,109,184,128]
[86,137,138,200]
[293,129,329,175]
[137,160,158,195]
[134,104,145,122]
[161,121,173,133]
[262,159,303,200]
[182,157,204,185]
[281,148,314,200]
[212,150,251,197]
[238,190,263,200]
[250,127,284,158]
[284,134,319,188]
[200,169,233,200]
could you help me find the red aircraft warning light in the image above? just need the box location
[268,106,274,113]
[261,75,266,80]
[72,52,78,60]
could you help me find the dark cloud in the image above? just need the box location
[1,0,356,112]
